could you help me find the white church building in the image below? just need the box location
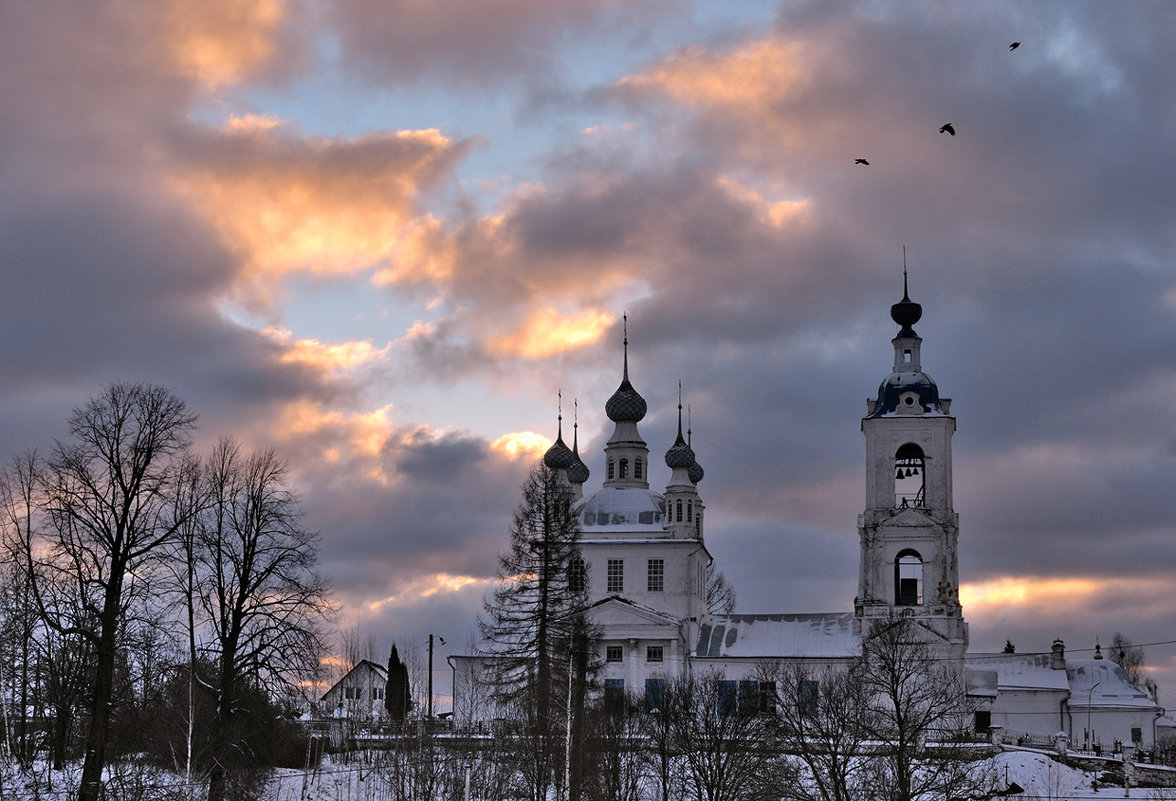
[453,279,1164,751]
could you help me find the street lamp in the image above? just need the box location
[1087,681,1100,752]
[428,634,446,720]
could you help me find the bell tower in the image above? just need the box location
[855,269,967,657]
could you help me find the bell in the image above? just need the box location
[910,467,918,476]
[905,468,913,478]
[896,468,904,480]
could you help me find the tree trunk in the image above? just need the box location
[77,588,121,801]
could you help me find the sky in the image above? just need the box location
[3,0,1176,708]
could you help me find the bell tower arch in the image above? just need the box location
[855,269,967,658]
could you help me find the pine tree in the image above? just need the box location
[478,464,589,801]
[385,644,411,723]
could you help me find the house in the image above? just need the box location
[319,659,389,726]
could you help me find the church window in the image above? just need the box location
[894,443,926,508]
[799,679,818,717]
[974,710,991,733]
[606,645,623,662]
[605,679,625,714]
[619,458,629,478]
[759,681,777,714]
[647,559,664,592]
[717,681,737,717]
[676,499,683,521]
[646,645,663,663]
[607,559,624,593]
[895,549,923,606]
[645,678,665,713]
[570,559,586,592]
[739,680,759,715]
[635,458,643,479]
[903,348,912,363]
[607,459,615,480]
[687,500,693,522]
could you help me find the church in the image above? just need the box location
[452,278,1165,752]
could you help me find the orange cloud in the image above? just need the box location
[486,307,614,359]
[618,38,811,115]
[716,175,809,228]
[263,326,390,373]
[362,573,493,615]
[161,0,288,89]
[961,575,1176,619]
[175,120,467,308]
[491,431,553,461]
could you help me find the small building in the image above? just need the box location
[319,659,389,727]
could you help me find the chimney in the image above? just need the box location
[1051,639,1065,669]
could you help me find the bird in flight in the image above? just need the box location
[939,122,956,136]
[1009,41,1020,50]
[854,158,870,165]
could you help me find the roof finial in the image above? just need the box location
[687,404,692,447]
[572,398,579,451]
[677,380,685,439]
[902,244,910,301]
[622,312,630,381]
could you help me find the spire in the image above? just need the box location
[687,404,705,484]
[890,246,923,337]
[665,381,694,469]
[567,398,590,484]
[543,390,575,469]
[605,313,647,422]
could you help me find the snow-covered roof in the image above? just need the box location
[965,653,1070,692]
[576,486,666,532]
[694,612,858,659]
[1065,659,1157,710]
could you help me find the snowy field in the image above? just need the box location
[4,749,1176,800]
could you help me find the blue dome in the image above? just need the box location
[567,455,590,484]
[605,378,647,422]
[543,436,575,469]
[869,370,944,417]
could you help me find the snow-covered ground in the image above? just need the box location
[4,749,1175,800]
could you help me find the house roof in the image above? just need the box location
[1065,659,1157,710]
[320,659,388,701]
[694,612,858,659]
[965,653,1070,692]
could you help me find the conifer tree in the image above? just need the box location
[478,464,589,801]
[385,643,411,723]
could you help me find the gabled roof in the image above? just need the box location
[586,596,680,633]
[694,612,858,659]
[321,659,388,701]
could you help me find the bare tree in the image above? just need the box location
[705,564,736,615]
[857,620,991,801]
[22,383,198,801]
[1111,632,1158,701]
[665,671,789,801]
[757,660,876,801]
[191,437,333,801]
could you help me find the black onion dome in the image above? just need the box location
[567,455,590,484]
[665,431,695,469]
[890,275,922,336]
[605,377,647,422]
[543,434,575,469]
[869,371,943,417]
[688,460,705,484]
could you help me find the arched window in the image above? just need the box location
[676,499,683,522]
[687,500,693,522]
[895,549,923,606]
[894,443,926,508]
[619,458,629,479]
[635,458,643,480]
[607,459,615,480]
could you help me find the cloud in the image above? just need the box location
[174,119,472,311]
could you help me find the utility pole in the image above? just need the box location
[428,634,445,721]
